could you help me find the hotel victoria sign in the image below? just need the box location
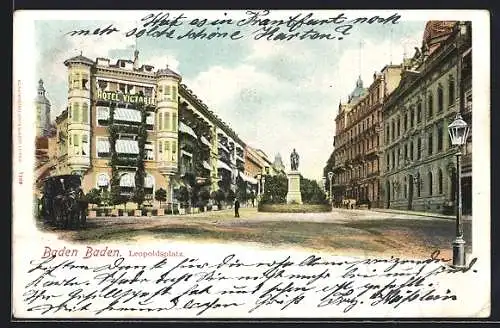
[96,89,156,106]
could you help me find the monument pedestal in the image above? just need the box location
[286,171,302,204]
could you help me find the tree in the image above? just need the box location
[214,189,225,208]
[261,174,287,204]
[301,177,327,204]
[155,188,167,207]
[226,189,236,206]
[198,188,211,207]
[132,188,145,208]
[84,188,102,208]
[176,186,190,208]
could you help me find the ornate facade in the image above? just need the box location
[380,21,472,215]
[51,51,261,205]
[329,66,402,207]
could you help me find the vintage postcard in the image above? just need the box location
[12,9,490,319]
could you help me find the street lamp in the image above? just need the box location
[448,112,470,268]
[328,171,334,207]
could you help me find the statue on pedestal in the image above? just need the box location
[290,149,300,171]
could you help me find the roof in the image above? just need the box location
[348,76,368,104]
[64,54,94,66]
[156,67,182,80]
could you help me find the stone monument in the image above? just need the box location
[286,149,302,204]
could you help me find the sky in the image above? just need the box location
[34,10,426,180]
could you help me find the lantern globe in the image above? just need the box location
[448,113,469,146]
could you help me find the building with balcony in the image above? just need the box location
[328,65,402,207]
[51,51,262,205]
[380,21,472,215]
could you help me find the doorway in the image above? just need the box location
[385,180,390,208]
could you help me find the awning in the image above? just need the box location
[116,139,139,154]
[97,174,109,186]
[239,172,258,184]
[201,135,211,147]
[179,122,197,138]
[218,142,230,153]
[97,139,110,153]
[96,107,110,120]
[181,149,192,157]
[217,160,232,172]
[202,161,211,170]
[119,173,135,187]
[144,174,154,188]
[115,107,141,122]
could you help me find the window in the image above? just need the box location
[396,117,400,137]
[82,134,88,156]
[404,112,408,131]
[448,77,455,106]
[172,113,177,131]
[428,131,433,155]
[437,125,443,152]
[73,103,80,123]
[410,108,414,127]
[158,112,163,131]
[391,151,395,170]
[417,138,422,159]
[437,86,444,112]
[171,140,177,161]
[82,73,89,90]
[409,142,414,161]
[82,103,89,124]
[165,141,170,161]
[73,134,80,155]
[404,144,408,161]
[386,125,389,143]
[158,140,163,158]
[172,86,177,102]
[391,120,395,141]
[416,173,421,197]
[386,154,390,171]
[71,72,81,89]
[417,102,422,123]
[164,85,170,95]
[428,93,433,118]
[145,143,154,160]
[166,112,172,131]
[438,169,443,194]
[428,172,433,196]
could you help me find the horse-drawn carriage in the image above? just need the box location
[39,174,88,230]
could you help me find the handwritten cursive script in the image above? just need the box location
[19,249,479,317]
[65,10,402,43]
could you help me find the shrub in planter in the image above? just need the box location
[152,209,158,216]
[142,208,148,216]
[118,209,124,216]
[207,204,212,211]
[128,209,135,216]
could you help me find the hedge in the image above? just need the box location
[258,203,331,213]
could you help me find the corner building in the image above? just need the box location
[331,66,402,207]
[54,52,256,203]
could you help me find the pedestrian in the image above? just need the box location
[234,198,240,217]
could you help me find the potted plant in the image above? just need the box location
[199,188,210,212]
[84,188,101,218]
[155,188,167,215]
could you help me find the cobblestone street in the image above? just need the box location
[43,207,472,260]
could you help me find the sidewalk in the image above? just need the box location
[369,208,470,220]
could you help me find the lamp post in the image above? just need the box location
[328,171,334,207]
[448,112,470,268]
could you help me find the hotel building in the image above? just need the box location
[51,51,260,203]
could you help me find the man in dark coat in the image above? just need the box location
[234,198,240,217]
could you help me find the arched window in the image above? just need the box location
[428,171,433,196]
[437,85,444,112]
[438,169,443,194]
